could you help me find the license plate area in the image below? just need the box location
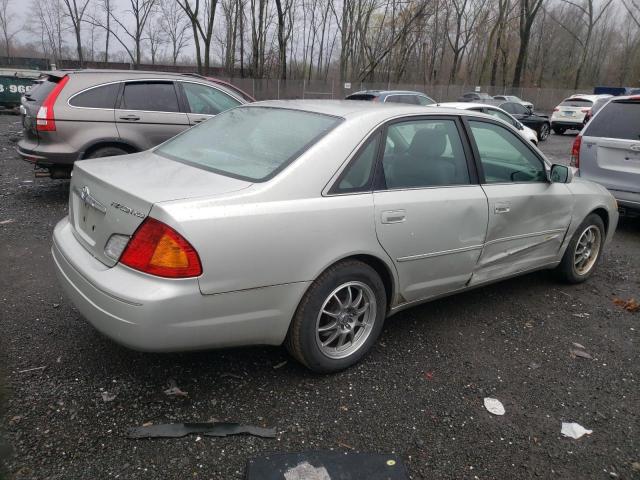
[71,191,105,246]
[562,111,575,116]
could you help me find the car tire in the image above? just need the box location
[553,127,566,135]
[556,213,605,284]
[85,146,130,159]
[285,260,387,373]
[538,123,550,141]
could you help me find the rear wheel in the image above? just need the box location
[285,260,387,373]
[85,146,130,159]
[556,214,605,283]
[553,126,566,135]
[538,123,550,141]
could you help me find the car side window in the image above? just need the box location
[381,119,470,189]
[120,82,180,112]
[416,95,435,105]
[485,108,517,127]
[500,103,516,114]
[182,82,241,115]
[334,132,380,193]
[69,83,120,109]
[511,103,529,115]
[469,120,546,183]
[385,95,418,105]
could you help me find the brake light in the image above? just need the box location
[120,218,202,278]
[581,108,590,113]
[36,76,69,131]
[570,136,582,168]
[553,107,559,112]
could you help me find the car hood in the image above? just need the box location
[75,150,252,204]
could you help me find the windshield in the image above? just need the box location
[156,107,342,182]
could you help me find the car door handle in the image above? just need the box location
[119,115,140,121]
[192,117,209,124]
[494,203,511,214]
[381,210,406,224]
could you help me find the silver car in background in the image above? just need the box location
[573,95,640,215]
[52,101,618,372]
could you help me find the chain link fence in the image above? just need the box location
[224,77,585,112]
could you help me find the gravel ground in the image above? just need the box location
[1,115,639,479]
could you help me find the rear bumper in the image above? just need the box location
[17,138,78,168]
[609,189,640,212]
[551,120,583,129]
[52,217,308,352]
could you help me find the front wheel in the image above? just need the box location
[285,260,387,373]
[556,214,605,283]
[538,123,550,141]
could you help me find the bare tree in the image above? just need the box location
[101,0,114,62]
[61,0,90,65]
[143,8,166,64]
[0,0,17,57]
[176,0,218,74]
[160,0,190,65]
[512,0,545,87]
[31,0,66,64]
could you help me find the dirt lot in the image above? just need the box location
[1,115,639,479]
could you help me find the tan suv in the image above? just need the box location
[18,70,247,178]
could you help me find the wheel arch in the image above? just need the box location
[80,139,139,159]
[590,207,610,235]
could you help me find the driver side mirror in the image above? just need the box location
[516,122,524,130]
[550,164,573,183]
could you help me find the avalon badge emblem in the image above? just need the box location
[76,185,107,214]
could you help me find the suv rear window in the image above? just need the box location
[559,98,593,107]
[156,107,342,182]
[583,100,640,141]
[25,78,58,103]
[69,83,120,109]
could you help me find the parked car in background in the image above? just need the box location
[573,95,640,215]
[550,94,611,135]
[432,102,540,144]
[492,95,534,110]
[488,100,551,141]
[52,101,617,373]
[582,96,612,124]
[345,90,436,105]
[18,70,247,179]
[458,91,493,102]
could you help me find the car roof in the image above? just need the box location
[434,101,502,110]
[48,69,197,77]
[246,99,488,121]
[348,90,430,96]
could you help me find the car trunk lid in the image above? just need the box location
[69,151,252,266]
[580,98,640,194]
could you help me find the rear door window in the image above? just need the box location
[181,82,241,115]
[417,95,435,106]
[584,100,640,140]
[69,83,120,109]
[120,82,180,112]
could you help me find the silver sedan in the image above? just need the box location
[52,101,618,372]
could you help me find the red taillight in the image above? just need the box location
[570,136,582,168]
[581,108,590,113]
[553,107,559,112]
[36,75,69,131]
[120,218,202,278]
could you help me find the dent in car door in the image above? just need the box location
[466,119,573,284]
[372,117,488,303]
[115,81,189,150]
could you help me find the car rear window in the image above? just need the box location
[69,83,120,109]
[156,107,342,182]
[559,98,593,107]
[583,100,640,140]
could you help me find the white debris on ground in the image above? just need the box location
[483,398,505,416]
[561,422,593,439]
[284,461,331,480]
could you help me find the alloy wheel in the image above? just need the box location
[539,123,550,140]
[574,225,602,275]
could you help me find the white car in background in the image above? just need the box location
[432,102,539,144]
[492,95,534,110]
[551,94,613,135]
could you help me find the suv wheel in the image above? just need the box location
[85,146,130,159]
[553,126,566,135]
[285,260,387,373]
[538,123,550,141]
[556,214,605,283]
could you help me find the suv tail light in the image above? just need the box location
[36,75,69,131]
[120,218,202,278]
[581,108,590,113]
[570,136,582,168]
[553,107,559,112]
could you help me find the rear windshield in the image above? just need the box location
[584,100,640,140]
[346,94,376,101]
[559,98,593,107]
[156,107,342,182]
[24,77,58,103]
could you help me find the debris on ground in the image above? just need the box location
[163,379,188,398]
[570,348,593,360]
[128,422,276,439]
[0,218,14,225]
[424,371,434,381]
[572,313,590,318]
[16,366,46,374]
[529,362,541,370]
[483,397,505,416]
[561,422,593,439]
[246,452,409,480]
[613,297,640,313]
[572,342,586,349]
[101,391,117,402]
[273,361,288,369]
[631,462,640,472]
